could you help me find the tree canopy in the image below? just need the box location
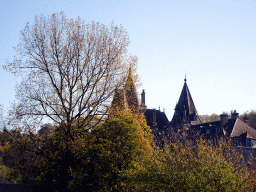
[2,12,256,191]
[4,12,132,136]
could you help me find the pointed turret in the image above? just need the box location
[124,68,139,112]
[170,77,201,127]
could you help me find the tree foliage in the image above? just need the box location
[240,110,256,130]
[125,138,251,192]
[4,12,131,136]
[37,110,155,191]
[2,12,255,191]
[199,113,220,123]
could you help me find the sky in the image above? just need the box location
[0,0,256,120]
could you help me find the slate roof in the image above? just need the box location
[191,117,256,142]
[144,109,169,131]
[170,78,201,126]
[191,120,225,138]
[175,79,196,114]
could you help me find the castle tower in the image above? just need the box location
[170,77,201,127]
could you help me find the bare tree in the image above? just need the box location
[4,12,132,137]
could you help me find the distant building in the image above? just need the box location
[191,111,256,148]
[111,72,256,149]
[170,76,201,128]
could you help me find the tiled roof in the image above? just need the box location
[230,118,256,139]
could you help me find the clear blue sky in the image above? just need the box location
[0,0,256,120]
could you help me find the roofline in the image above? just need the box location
[230,117,238,137]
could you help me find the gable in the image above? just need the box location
[230,118,256,139]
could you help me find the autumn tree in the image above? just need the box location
[3,12,136,187]
[199,113,220,123]
[36,109,155,191]
[126,138,251,191]
[4,12,134,139]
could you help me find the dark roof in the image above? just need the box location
[197,120,222,127]
[171,78,201,125]
[191,120,225,138]
[191,117,256,140]
[144,109,169,131]
[175,79,196,114]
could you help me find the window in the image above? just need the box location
[246,139,252,147]
[216,127,220,133]
[252,140,256,147]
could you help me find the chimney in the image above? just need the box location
[231,110,239,118]
[140,89,147,111]
[220,113,228,125]
[141,89,145,106]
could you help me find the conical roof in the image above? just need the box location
[171,77,201,126]
[175,78,196,114]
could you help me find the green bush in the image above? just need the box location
[127,138,251,191]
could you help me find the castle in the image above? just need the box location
[111,71,256,149]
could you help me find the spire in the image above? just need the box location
[124,67,139,112]
[171,77,201,126]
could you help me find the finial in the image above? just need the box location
[184,73,187,82]
[159,105,160,111]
